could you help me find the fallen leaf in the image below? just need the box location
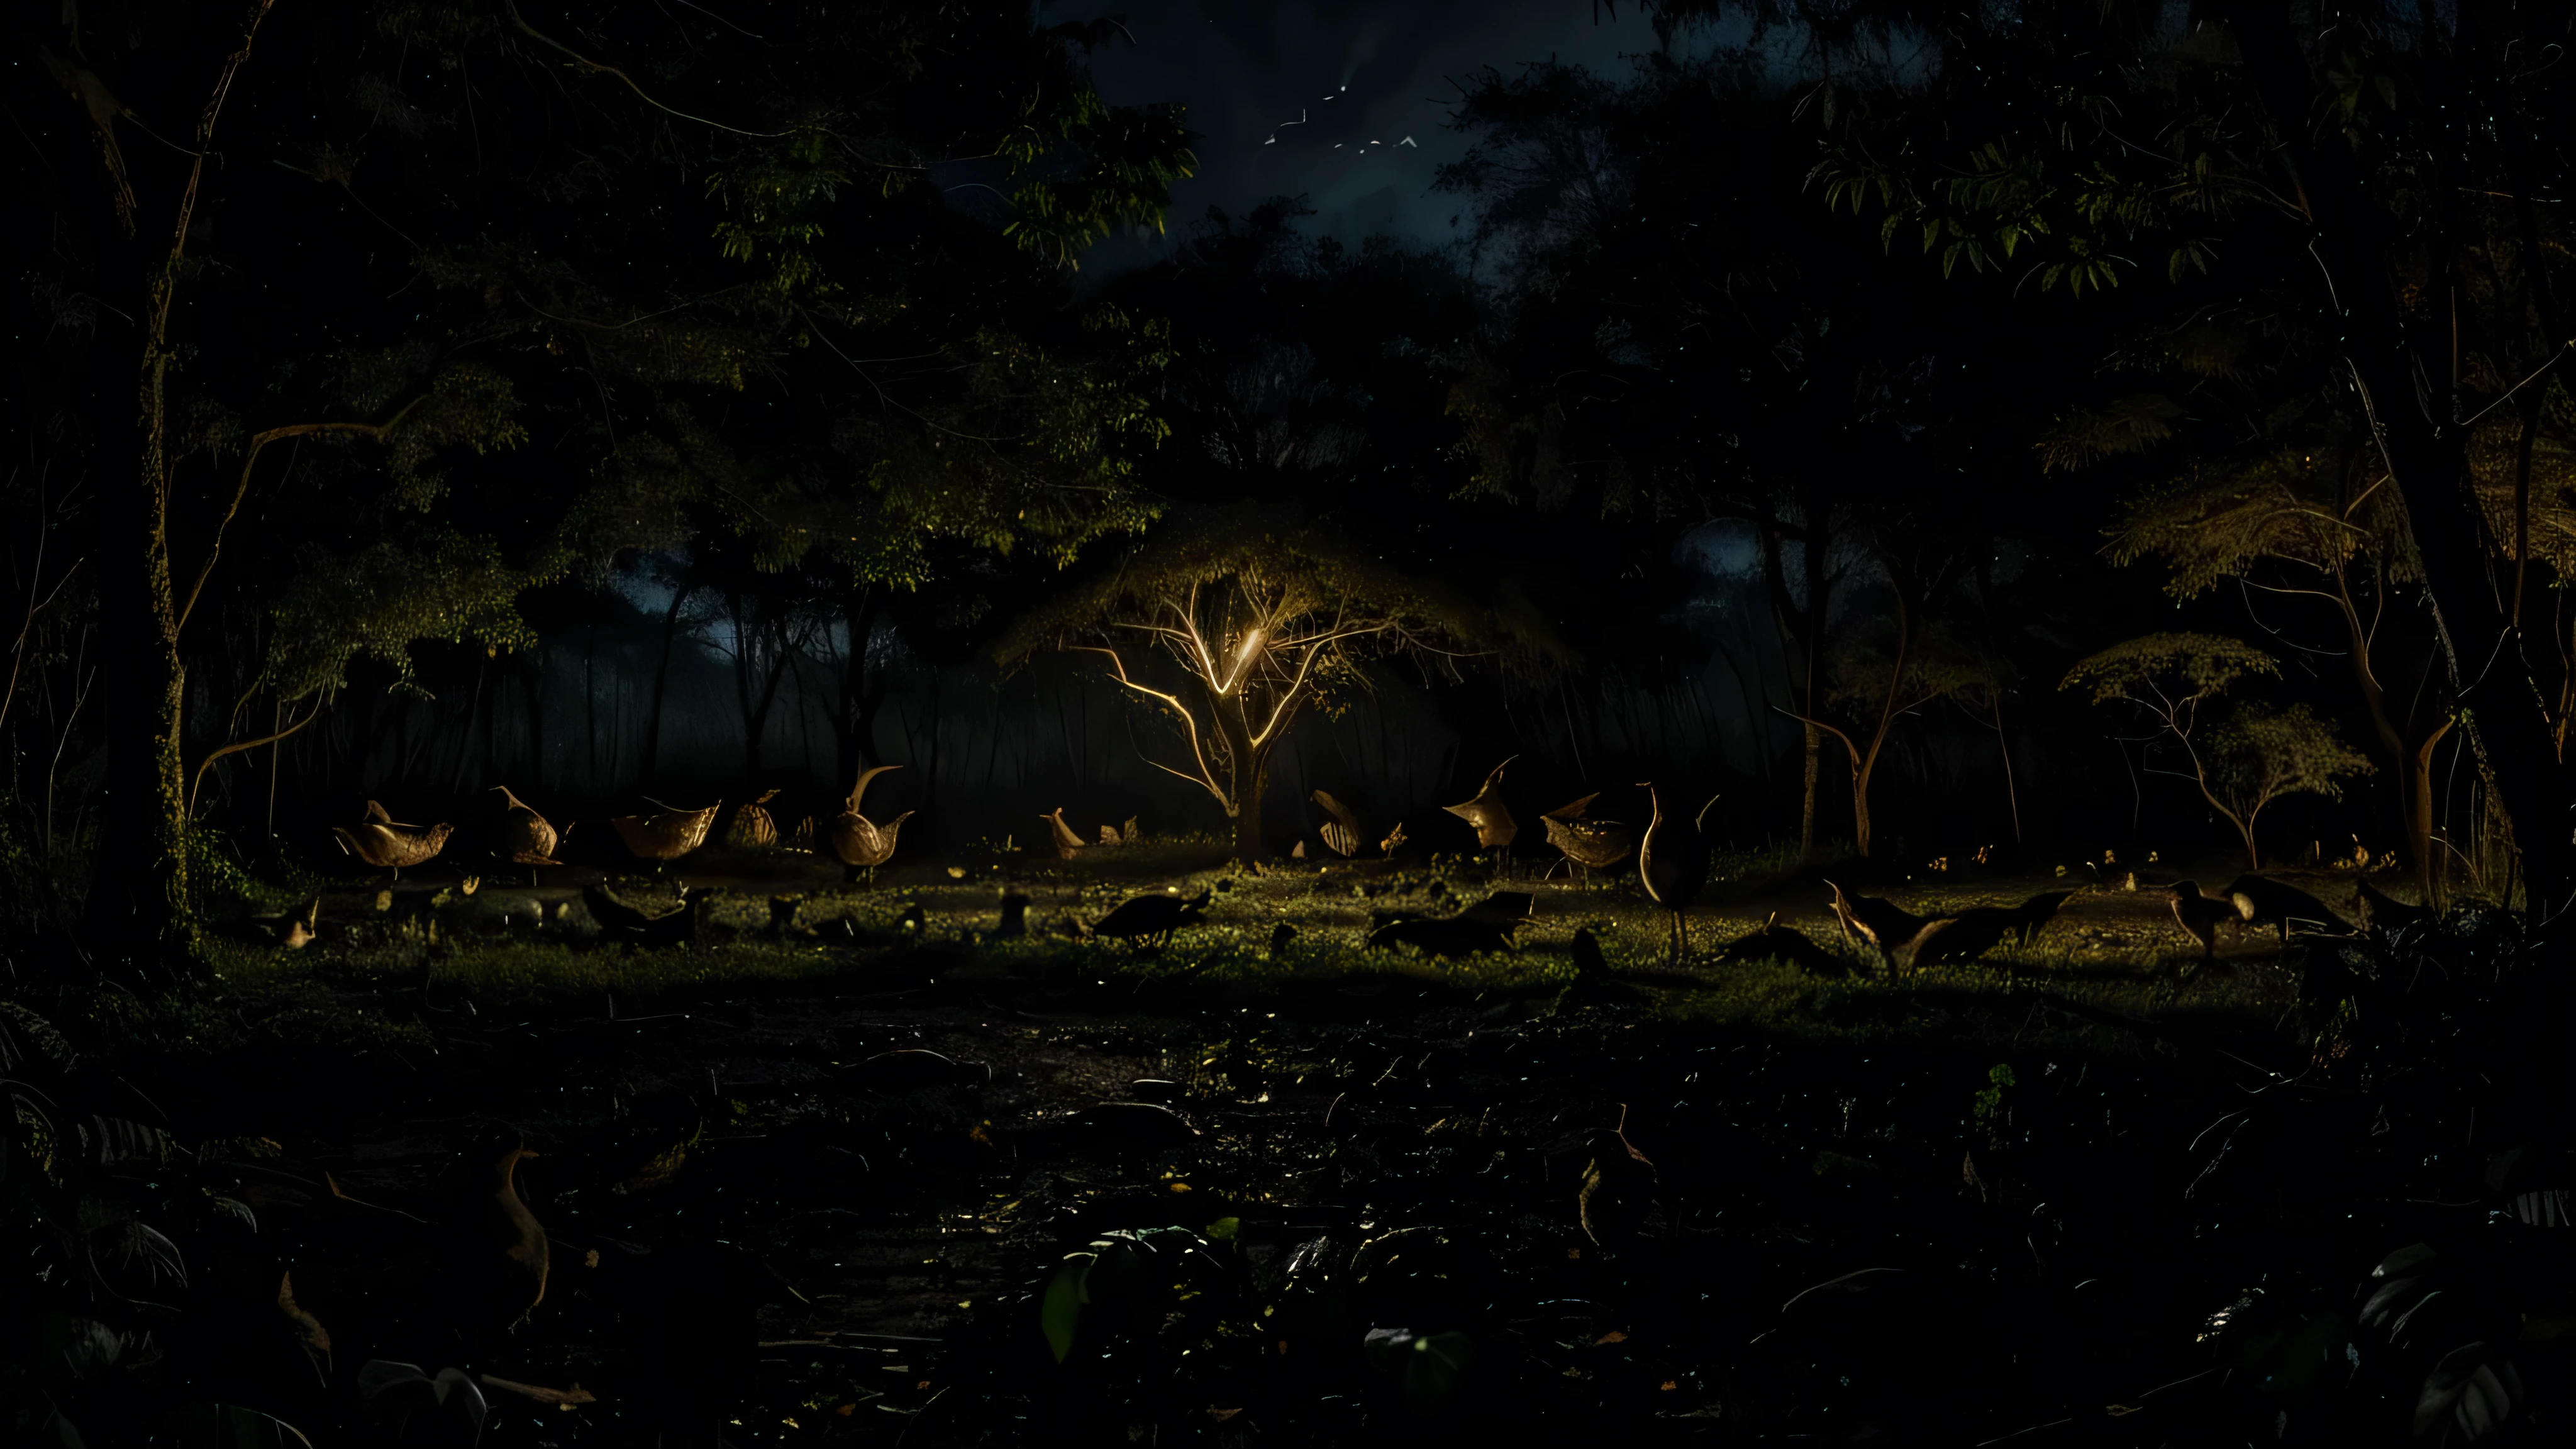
[584,1250,600,1269]
[1207,1407,1243,1423]
[1661,1380,1679,1391]
[1594,1330,1628,1345]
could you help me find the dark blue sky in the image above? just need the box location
[1043,0,1657,263]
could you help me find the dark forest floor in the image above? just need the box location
[18,845,2555,1447]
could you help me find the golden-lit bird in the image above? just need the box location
[332,802,454,879]
[487,786,558,884]
[1379,821,1407,857]
[1443,757,1519,872]
[2168,880,2250,969]
[1042,806,1085,862]
[830,765,912,885]
[726,789,783,848]
[609,798,720,872]
[1541,791,1633,887]
[444,1130,550,1335]
[1311,789,1364,858]
[1636,782,1714,968]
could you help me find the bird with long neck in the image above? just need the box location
[830,765,911,885]
[1042,806,1085,862]
[1636,783,1713,968]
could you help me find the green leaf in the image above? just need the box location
[1041,1254,1093,1362]
[1203,1216,1241,1241]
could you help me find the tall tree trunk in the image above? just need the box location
[2238,12,2575,918]
[638,584,694,794]
[84,6,279,967]
[835,584,886,792]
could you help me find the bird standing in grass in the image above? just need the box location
[1444,757,1519,877]
[1719,912,1856,976]
[1043,807,1086,862]
[608,798,720,874]
[2168,880,2248,967]
[830,765,912,885]
[1541,792,1634,887]
[488,786,558,884]
[2221,875,2345,943]
[1637,782,1713,968]
[1087,889,1213,950]
[1824,881,1929,975]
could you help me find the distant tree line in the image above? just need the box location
[11,1,2576,973]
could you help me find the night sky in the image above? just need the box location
[1050,0,1650,262]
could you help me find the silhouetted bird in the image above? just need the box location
[2003,889,2075,947]
[1579,1105,1658,1253]
[1312,789,1364,858]
[487,786,558,884]
[1902,909,2019,970]
[1569,926,1611,977]
[442,1129,549,1339]
[1270,921,1299,955]
[994,891,1031,938]
[1637,782,1714,967]
[1457,889,1536,936]
[1367,913,1519,960]
[1541,792,1634,886]
[1042,806,1086,862]
[2168,880,2248,967]
[831,765,912,884]
[608,798,719,872]
[333,802,453,879]
[2353,876,2436,938]
[1088,889,1213,950]
[2220,875,2343,943]
[1444,757,1519,874]
[1825,880,1929,975]
[768,894,803,933]
[1719,911,1857,976]
[897,901,928,933]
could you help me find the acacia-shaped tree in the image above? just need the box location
[2063,633,2373,869]
[996,509,1526,862]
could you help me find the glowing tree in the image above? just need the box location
[998,510,1515,863]
[2062,633,2373,870]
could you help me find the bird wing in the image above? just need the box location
[1543,792,1599,823]
[364,800,395,824]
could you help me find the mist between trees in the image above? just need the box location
[10,2,2575,965]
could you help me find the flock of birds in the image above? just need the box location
[313,753,2433,975]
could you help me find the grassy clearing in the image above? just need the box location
[179,845,2319,1058]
